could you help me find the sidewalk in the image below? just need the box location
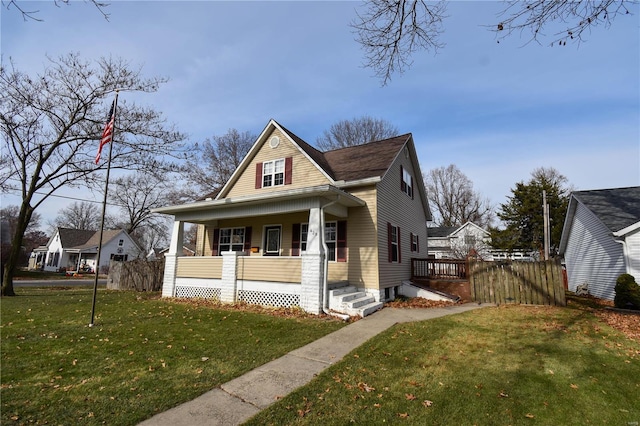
[139,303,490,426]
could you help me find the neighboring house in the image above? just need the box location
[559,186,640,300]
[33,227,141,273]
[427,222,492,260]
[147,245,195,260]
[154,119,432,316]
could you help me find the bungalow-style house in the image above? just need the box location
[154,119,432,317]
[32,227,141,273]
[426,221,492,260]
[559,186,640,300]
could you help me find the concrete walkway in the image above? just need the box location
[139,303,490,426]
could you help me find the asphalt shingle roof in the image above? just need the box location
[573,186,640,233]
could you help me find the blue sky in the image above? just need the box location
[2,1,639,228]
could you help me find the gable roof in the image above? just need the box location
[559,186,640,254]
[52,228,132,251]
[572,187,640,233]
[427,226,458,238]
[73,229,125,250]
[56,228,96,248]
[218,119,414,199]
[323,134,411,182]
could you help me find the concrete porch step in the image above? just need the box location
[328,286,384,318]
[345,301,384,317]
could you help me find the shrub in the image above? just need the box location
[614,273,640,310]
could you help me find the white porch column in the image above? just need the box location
[300,207,325,314]
[162,220,184,298]
[220,251,239,303]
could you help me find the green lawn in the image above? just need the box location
[245,301,640,425]
[0,287,346,425]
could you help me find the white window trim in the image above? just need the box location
[219,227,246,253]
[402,168,413,198]
[262,158,285,188]
[300,221,338,261]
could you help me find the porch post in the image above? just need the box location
[300,207,324,314]
[162,219,184,298]
[220,251,238,303]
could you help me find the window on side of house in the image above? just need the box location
[118,239,124,247]
[401,166,414,198]
[388,223,401,263]
[411,232,419,253]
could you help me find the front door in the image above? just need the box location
[264,226,281,256]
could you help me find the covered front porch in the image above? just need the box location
[155,185,377,315]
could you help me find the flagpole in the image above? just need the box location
[90,90,119,327]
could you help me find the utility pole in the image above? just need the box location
[542,190,550,261]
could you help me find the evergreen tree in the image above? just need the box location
[493,167,571,256]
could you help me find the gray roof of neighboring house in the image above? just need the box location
[54,228,125,250]
[572,186,640,233]
[427,226,458,238]
[56,228,96,248]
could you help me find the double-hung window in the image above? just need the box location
[325,221,337,262]
[293,221,347,262]
[411,233,419,253]
[262,159,285,188]
[401,166,413,198]
[388,223,401,263]
[219,227,245,252]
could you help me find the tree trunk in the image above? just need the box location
[1,202,34,297]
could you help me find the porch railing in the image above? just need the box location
[412,258,468,280]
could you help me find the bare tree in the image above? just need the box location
[51,201,101,231]
[179,128,255,201]
[425,164,494,228]
[352,0,635,85]
[0,53,186,296]
[3,0,110,22]
[107,172,172,254]
[316,116,399,151]
[0,206,45,268]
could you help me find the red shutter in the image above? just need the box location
[255,163,263,189]
[284,157,293,185]
[397,226,401,263]
[337,221,347,262]
[244,227,252,254]
[292,223,301,256]
[400,165,406,193]
[212,228,220,256]
[387,222,393,263]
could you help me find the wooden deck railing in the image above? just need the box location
[412,258,468,280]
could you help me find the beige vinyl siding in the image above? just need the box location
[203,212,309,257]
[176,257,223,279]
[341,186,380,289]
[328,261,348,281]
[238,257,301,282]
[564,202,625,300]
[376,148,429,290]
[226,129,331,198]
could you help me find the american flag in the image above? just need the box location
[95,99,116,164]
